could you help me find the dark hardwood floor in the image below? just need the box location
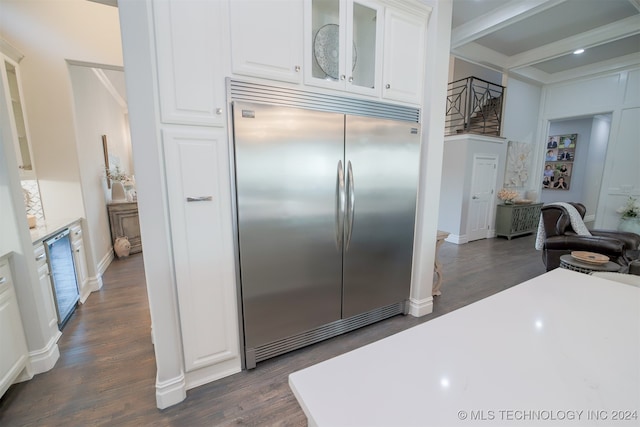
[0,234,546,426]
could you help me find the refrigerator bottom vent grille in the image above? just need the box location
[253,301,405,364]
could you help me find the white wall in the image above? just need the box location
[537,66,640,229]
[452,57,502,85]
[0,0,122,218]
[439,134,507,242]
[0,0,125,295]
[68,65,128,270]
[541,117,593,207]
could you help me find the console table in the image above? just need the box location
[495,202,543,240]
[107,202,142,256]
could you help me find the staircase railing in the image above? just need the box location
[445,76,505,137]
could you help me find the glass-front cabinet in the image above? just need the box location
[305,0,382,96]
[1,54,35,180]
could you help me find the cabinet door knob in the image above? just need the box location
[35,254,46,261]
[216,108,223,115]
[0,277,6,285]
[295,65,301,72]
[385,83,391,89]
[340,74,346,81]
[348,76,353,83]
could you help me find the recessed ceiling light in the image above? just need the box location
[573,49,585,55]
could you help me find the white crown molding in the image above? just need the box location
[542,53,640,85]
[451,42,510,71]
[92,68,128,111]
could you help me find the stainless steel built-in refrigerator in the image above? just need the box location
[232,101,420,368]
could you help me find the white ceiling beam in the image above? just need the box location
[451,0,567,49]
[507,15,640,70]
[543,52,640,84]
[451,42,510,71]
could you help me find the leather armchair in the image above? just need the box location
[540,202,640,271]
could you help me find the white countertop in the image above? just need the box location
[289,269,640,427]
[29,217,82,244]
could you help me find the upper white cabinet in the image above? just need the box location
[0,52,36,179]
[304,0,383,96]
[381,6,428,105]
[229,0,303,84]
[153,0,226,126]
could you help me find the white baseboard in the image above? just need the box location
[90,250,112,292]
[408,296,433,317]
[156,373,187,409]
[28,331,62,374]
[185,359,241,391]
[445,233,468,244]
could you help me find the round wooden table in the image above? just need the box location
[559,254,622,274]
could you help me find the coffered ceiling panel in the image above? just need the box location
[451,0,640,83]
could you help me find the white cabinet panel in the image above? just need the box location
[34,243,58,329]
[153,0,226,126]
[0,258,30,398]
[162,128,240,373]
[382,7,428,105]
[229,0,303,84]
[70,223,89,303]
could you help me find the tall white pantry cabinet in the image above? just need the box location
[132,0,430,407]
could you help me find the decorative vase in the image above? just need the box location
[111,180,126,202]
[617,217,640,235]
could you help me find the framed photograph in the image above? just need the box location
[542,134,577,191]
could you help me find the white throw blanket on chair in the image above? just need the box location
[535,202,592,250]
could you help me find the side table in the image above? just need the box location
[559,254,621,274]
[432,230,450,296]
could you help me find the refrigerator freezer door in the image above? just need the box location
[342,115,420,318]
[233,101,345,349]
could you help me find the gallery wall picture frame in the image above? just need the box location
[543,133,577,191]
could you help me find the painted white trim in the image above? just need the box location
[155,374,187,410]
[584,214,596,223]
[28,331,61,374]
[92,68,128,111]
[89,249,112,292]
[184,360,241,390]
[445,234,468,245]
[408,296,433,317]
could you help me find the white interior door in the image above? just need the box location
[467,154,498,242]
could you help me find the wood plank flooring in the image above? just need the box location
[0,234,546,426]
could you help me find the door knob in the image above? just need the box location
[472,196,479,199]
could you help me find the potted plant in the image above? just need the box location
[616,196,640,234]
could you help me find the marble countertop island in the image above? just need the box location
[289,268,640,426]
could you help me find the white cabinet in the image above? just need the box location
[34,243,58,330]
[304,0,383,96]
[0,256,31,398]
[381,6,428,105]
[153,0,226,126]
[229,0,303,84]
[0,52,36,179]
[69,222,89,303]
[162,128,241,377]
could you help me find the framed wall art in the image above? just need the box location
[542,133,577,191]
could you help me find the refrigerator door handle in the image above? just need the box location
[345,160,355,251]
[335,160,345,249]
